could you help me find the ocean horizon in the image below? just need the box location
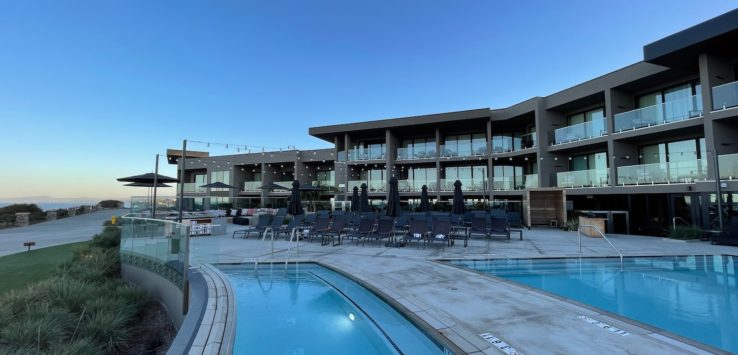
[0,200,122,211]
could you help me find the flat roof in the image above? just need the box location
[309,108,490,142]
[644,8,738,68]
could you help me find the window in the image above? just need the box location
[400,137,435,159]
[444,133,486,156]
[569,152,608,171]
[567,107,605,126]
[639,138,703,164]
[209,171,230,191]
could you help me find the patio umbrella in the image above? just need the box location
[200,182,239,210]
[124,182,171,188]
[386,177,400,217]
[259,182,289,190]
[452,180,466,215]
[420,185,431,212]
[351,186,360,212]
[117,172,179,184]
[360,183,370,212]
[296,184,326,192]
[287,180,304,216]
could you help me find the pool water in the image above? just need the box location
[219,263,450,355]
[449,255,738,353]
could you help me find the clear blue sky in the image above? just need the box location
[1,1,735,200]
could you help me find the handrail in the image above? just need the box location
[254,227,274,267]
[285,227,301,268]
[672,217,690,230]
[578,224,623,267]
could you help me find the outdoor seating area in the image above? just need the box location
[227,209,525,250]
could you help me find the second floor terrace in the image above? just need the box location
[712,81,738,111]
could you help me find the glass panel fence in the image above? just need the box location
[120,217,189,290]
[556,169,609,188]
[617,159,707,185]
[712,81,738,111]
[614,95,702,132]
[396,147,437,160]
[553,117,607,144]
[719,153,738,180]
[243,181,261,192]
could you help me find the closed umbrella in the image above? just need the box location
[351,186,360,212]
[452,180,466,215]
[386,177,400,217]
[420,185,431,212]
[360,183,370,212]
[287,180,304,216]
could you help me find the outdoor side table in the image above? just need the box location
[509,228,524,241]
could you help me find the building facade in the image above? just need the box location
[173,9,738,236]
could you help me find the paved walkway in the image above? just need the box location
[190,225,736,354]
[0,209,125,257]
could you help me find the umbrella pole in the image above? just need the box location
[178,139,187,223]
[153,154,159,218]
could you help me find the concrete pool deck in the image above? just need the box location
[192,226,736,354]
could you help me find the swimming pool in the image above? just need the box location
[448,255,738,353]
[219,263,452,354]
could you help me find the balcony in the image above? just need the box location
[613,95,702,133]
[491,132,536,153]
[397,179,438,192]
[719,153,738,180]
[347,148,385,161]
[439,178,487,192]
[491,174,538,190]
[242,181,261,192]
[311,179,336,188]
[556,169,609,188]
[617,160,707,185]
[552,117,607,145]
[348,180,386,192]
[396,147,437,160]
[182,183,205,193]
[713,81,738,111]
[439,144,488,158]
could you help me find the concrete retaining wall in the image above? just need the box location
[122,264,186,328]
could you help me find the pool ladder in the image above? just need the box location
[254,227,302,267]
[578,224,623,267]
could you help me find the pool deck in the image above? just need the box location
[193,226,736,355]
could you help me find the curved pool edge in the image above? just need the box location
[436,256,731,355]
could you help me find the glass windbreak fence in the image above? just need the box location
[396,147,437,160]
[182,183,206,193]
[397,179,438,192]
[614,95,702,132]
[120,217,189,290]
[552,117,607,145]
[439,178,487,192]
[348,148,385,161]
[347,180,386,192]
[720,153,738,179]
[337,151,347,162]
[556,169,609,188]
[713,81,738,111]
[439,143,487,158]
[617,159,707,185]
[491,133,537,153]
[491,174,539,190]
[242,181,261,192]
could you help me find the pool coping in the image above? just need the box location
[435,255,733,355]
[212,260,469,355]
[186,264,237,355]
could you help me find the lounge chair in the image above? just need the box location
[348,217,376,245]
[506,211,524,229]
[711,220,738,246]
[394,214,409,233]
[489,217,510,243]
[366,217,394,246]
[321,215,347,246]
[277,215,303,239]
[404,218,429,248]
[306,215,330,243]
[232,214,271,239]
[430,218,452,250]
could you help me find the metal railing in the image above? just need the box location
[672,217,690,230]
[254,227,275,267]
[285,227,302,267]
[578,224,623,267]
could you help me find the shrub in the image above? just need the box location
[77,308,132,351]
[0,316,68,350]
[39,277,99,313]
[97,200,123,209]
[89,226,121,249]
[670,225,702,240]
[51,338,101,355]
[565,217,579,231]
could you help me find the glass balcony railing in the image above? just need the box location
[491,176,515,191]
[614,95,702,133]
[439,144,487,158]
[396,147,437,160]
[524,174,539,189]
[348,148,385,161]
[719,153,738,180]
[182,183,206,193]
[713,81,738,111]
[439,178,487,192]
[311,180,336,188]
[274,181,294,191]
[552,117,607,145]
[337,151,347,162]
[491,133,537,153]
[397,179,438,192]
[348,180,386,192]
[617,159,707,185]
[556,169,609,188]
[242,181,261,192]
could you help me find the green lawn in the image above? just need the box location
[0,241,90,295]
